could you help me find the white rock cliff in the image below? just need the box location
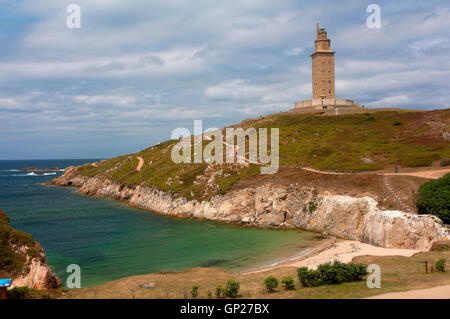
[51,166,448,251]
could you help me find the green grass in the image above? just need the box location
[74,109,450,200]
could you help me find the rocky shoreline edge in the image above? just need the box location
[46,166,449,251]
[0,209,61,290]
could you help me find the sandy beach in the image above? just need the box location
[244,239,420,274]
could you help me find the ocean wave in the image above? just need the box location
[3,168,64,172]
[12,172,57,177]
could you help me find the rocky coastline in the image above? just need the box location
[48,166,448,251]
[0,209,61,290]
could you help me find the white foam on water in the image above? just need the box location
[12,172,57,177]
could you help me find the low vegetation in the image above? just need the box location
[190,285,199,298]
[281,276,296,290]
[416,173,450,223]
[264,276,279,292]
[212,280,240,298]
[0,212,40,277]
[6,287,62,299]
[224,280,240,298]
[435,258,446,272]
[297,261,368,287]
[215,285,223,298]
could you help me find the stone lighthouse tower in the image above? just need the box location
[311,23,335,100]
[294,24,360,110]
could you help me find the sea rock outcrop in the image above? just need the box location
[9,246,62,289]
[51,169,449,251]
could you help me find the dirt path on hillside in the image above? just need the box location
[384,169,450,179]
[136,157,144,171]
[301,167,449,179]
[301,167,351,175]
[367,284,450,299]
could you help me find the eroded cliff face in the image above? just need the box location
[9,244,62,290]
[0,209,61,290]
[51,167,448,251]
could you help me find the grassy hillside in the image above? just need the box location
[75,109,450,200]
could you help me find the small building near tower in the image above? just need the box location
[295,23,360,110]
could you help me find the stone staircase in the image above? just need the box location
[382,175,415,213]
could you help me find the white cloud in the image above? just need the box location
[1,0,450,159]
[284,47,305,56]
[73,95,137,107]
[205,79,265,101]
[370,95,410,107]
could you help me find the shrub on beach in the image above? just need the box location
[190,285,199,298]
[297,261,368,287]
[264,276,279,292]
[281,276,296,290]
[215,285,223,298]
[297,267,323,287]
[224,280,240,298]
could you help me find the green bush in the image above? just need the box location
[190,285,199,298]
[435,258,446,272]
[0,214,31,275]
[393,121,403,126]
[297,261,368,287]
[297,267,323,287]
[215,285,223,298]
[416,173,450,223]
[264,276,279,292]
[7,287,32,299]
[27,247,36,257]
[9,229,34,247]
[207,291,212,299]
[224,280,240,298]
[281,276,296,290]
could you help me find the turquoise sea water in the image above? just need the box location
[0,159,321,287]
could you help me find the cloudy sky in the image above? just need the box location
[1,0,449,159]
